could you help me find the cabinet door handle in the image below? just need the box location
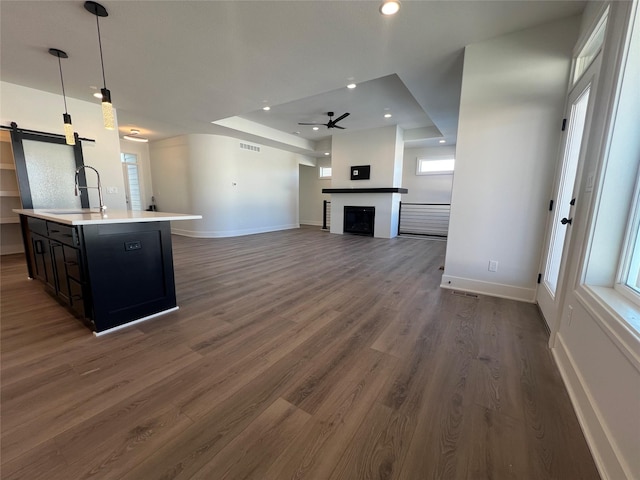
[34,239,44,254]
[49,229,60,233]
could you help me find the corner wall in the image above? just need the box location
[150,134,308,237]
[299,159,330,226]
[402,145,456,204]
[119,138,154,210]
[442,16,580,302]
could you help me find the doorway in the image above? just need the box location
[121,153,142,211]
[537,57,601,336]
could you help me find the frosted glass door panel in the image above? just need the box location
[23,140,81,209]
[543,85,590,295]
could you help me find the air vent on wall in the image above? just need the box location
[239,142,260,152]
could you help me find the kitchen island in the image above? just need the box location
[15,209,202,335]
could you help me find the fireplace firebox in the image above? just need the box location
[344,206,375,236]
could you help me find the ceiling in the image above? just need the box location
[0,1,585,156]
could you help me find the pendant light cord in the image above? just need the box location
[57,55,69,114]
[96,14,107,88]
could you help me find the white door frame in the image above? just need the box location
[537,56,601,345]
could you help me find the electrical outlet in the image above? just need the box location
[488,260,498,272]
[106,186,118,194]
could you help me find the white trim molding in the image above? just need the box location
[440,274,536,303]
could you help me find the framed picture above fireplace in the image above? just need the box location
[350,165,370,180]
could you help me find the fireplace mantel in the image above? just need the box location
[322,188,408,194]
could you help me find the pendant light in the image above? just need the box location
[84,1,114,130]
[49,48,75,146]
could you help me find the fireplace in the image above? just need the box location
[344,206,375,236]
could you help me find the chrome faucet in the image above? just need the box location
[75,165,107,211]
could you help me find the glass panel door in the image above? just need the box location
[23,139,81,209]
[544,86,591,295]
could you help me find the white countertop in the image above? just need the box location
[14,209,202,226]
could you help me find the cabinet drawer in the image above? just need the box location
[68,278,85,318]
[62,245,82,281]
[47,222,78,246]
[27,217,47,236]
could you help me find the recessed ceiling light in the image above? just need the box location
[380,0,400,16]
[439,139,446,144]
[347,83,357,89]
[313,127,319,131]
[384,113,392,118]
[93,92,103,99]
[324,152,330,156]
[262,106,271,111]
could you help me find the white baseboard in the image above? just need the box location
[171,223,300,238]
[553,333,630,480]
[440,274,535,303]
[299,220,323,226]
[94,306,179,337]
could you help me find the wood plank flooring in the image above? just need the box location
[0,226,600,479]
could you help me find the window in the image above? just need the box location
[417,158,455,175]
[120,152,143,211]
[621,190,640,295]
[582,0,640,331]
[319,166,332,178]
[573,7,609,85]
[121,152,137,163]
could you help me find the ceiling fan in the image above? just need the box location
[298,111,350,129]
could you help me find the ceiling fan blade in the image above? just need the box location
[332,112,350,124]
[333,125,346,129]
[298,122,324,126]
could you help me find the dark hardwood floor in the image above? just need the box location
[0,226,600,479]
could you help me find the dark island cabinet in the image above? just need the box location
[24,217,92,329]
[20,216,177,334]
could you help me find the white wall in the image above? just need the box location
[0,82,126,210]
[299,159,330,226]
[402,145,456,204]
[331,125,403,188]
[149,136,191,214]
[442,16,580,302]
[150,134,307,237]
[119,138,154,210]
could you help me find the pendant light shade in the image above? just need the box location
[49,48,75,146]
[84,1,114,130]
[63,114,75,146]
[100,87,115,130]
